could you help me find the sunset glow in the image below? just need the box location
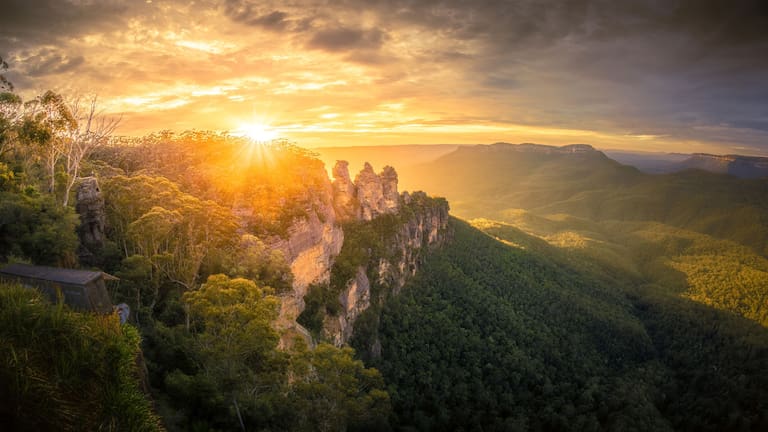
[237,123,279,143]
[2,1,767,154]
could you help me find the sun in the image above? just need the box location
[237,123,278,143]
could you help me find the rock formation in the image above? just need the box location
[75,177,106,265]
[380,166,399,213]
[332,267,371,345]
[325,191,450,346]
[353,162,400,221]
[270,198,344,328]
[354,162,385,221]
[255,158,448,348]
[255,165,344,347]
[331,161,359,221]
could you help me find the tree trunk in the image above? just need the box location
[233,397,246,432]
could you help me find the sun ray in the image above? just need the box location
[236,123,279,143]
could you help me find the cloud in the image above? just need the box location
[307,27,388,52]
[20,49,86,77]
[0,0,130,47]
[223,1,292,30]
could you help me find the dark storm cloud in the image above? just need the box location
[307,27,387,52]
[373,0,768,144]
[0,0,129,47]
[336,0,768,49]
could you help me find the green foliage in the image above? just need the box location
[0,283,162,431]
[298,282,339,337]
[100,174,239,320]
[477,214,768,328]
[221,234,294,294]
[0,189,79,265]
[183,275,281,379]
[144,275,390,431]
[357,219,768,431]
[93,132,329,237]
[288,343,391,432]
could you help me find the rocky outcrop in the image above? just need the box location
[377,191,450,294]
[270,201,344,325]
[354,163,385,221]
[325,191,451,346]
[76,177,106,265]
[380,166,399,213]
[256,166,344,347]
[257,158,448,348]
[330,267,371,345]
[331,161,359,221]
[332,161,403,222]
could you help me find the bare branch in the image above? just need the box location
[62,94,121,206]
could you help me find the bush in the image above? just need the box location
[0,283,163,431]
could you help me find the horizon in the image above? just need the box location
[307,142,768,158]
[3,1,767,156]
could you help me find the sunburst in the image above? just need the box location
[237,123,278,143]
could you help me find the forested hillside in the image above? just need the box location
[409,143,768,327]
[357,219,768,431]
[413,143,768,255]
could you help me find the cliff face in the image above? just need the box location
[351,162,401,221]
[270,198,344,328]
[331,160,358,221]
[261,167,344,343]
[325,191,451,346]
[253,159,449,347]
[380,166,400,213]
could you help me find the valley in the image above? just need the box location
[2,109,767,430]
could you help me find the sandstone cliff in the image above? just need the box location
[255,159,449,347]
[331,160,358,221]
[353,162,400,221]
[258,165,344,345]
[322,191,450,346]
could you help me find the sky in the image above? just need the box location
[2,0,768,154]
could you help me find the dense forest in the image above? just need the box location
[357,219,768,431]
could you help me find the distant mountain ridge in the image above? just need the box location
[486,142,597,153]
[410,142,768,255]
[675,153,768,178]
[607,149,768,178]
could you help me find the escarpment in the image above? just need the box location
[258,159,450,346]
[324,191,450,346]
